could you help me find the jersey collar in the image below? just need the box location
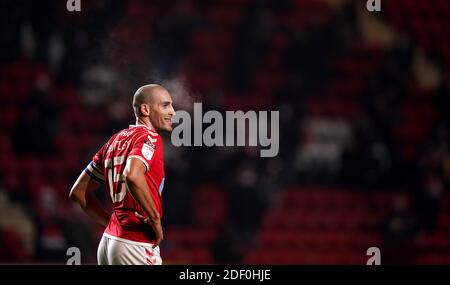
[129,124,158,134]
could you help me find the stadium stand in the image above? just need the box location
[0,0,449,264]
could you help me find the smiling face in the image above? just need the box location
[148,88,176,132]
[133,84,176,132]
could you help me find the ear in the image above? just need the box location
[139,104,150,116]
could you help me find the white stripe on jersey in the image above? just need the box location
[127,155,149,172]
[147,135,157,143]
[87,163,105,182]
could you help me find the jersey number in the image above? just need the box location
[105,156,127,203]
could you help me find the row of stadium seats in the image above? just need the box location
[244,249,367,265]
[246,188,450,264]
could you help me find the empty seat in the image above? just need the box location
[192,185,227,228]
[166,227,217,248]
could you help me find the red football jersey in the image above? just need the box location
[85,124,165,243]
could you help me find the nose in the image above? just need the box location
[169,105,175,116]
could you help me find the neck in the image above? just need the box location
[136,117,155,131]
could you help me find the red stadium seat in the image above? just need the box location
[166,227,217,248]
[164,248,213,265]
[224,91,274,111]
[192,185,227,228]
[0,227,31,262]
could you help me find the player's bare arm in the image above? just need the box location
[69,171,111,227]
[124,157,164,247]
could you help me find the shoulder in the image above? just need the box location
[147,129,161,141]
[99,132,119,152]
[143,130,161,148]
[104,130,124,147]
[134,127,160,140]
[131,128,161,149]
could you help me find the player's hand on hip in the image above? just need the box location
[135,212,164,248]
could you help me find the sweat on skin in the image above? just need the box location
[171,103,279,157]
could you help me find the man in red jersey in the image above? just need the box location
[69,84,175,265]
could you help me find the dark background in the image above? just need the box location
[0,0,449,265]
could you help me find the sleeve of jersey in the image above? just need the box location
[127,133,157,172]
[84,145,106,184]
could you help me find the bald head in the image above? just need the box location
[133,84,168,117]
[132,84,175,132]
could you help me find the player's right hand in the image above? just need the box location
[135,212,164,248]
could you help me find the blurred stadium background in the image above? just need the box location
[0,0,449,265]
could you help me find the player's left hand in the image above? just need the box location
[135,212,164,248]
